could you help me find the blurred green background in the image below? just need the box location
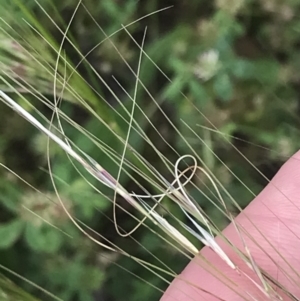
[1,0,300,300]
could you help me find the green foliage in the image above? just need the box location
[24,223,63,253]
[0,273,41,301]
[0,220,24,249]
[213,73,233,101]
[1,0,300,301]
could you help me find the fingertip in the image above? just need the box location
[161,150,300,301]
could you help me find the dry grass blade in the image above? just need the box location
[0,1,300,301]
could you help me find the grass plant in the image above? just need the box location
[0,1,300,300]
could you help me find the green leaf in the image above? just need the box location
[251,59,279,85]
[231,58,279,84]
[67,179,111,218]
[213,73,233,101]
[230,59,254,79]
[162,75,186,100]
[24,224,62,253]
[0,220,24,249]
[189,79,209,104]
[0,183,20,213]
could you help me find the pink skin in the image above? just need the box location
[161,150,300,301]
